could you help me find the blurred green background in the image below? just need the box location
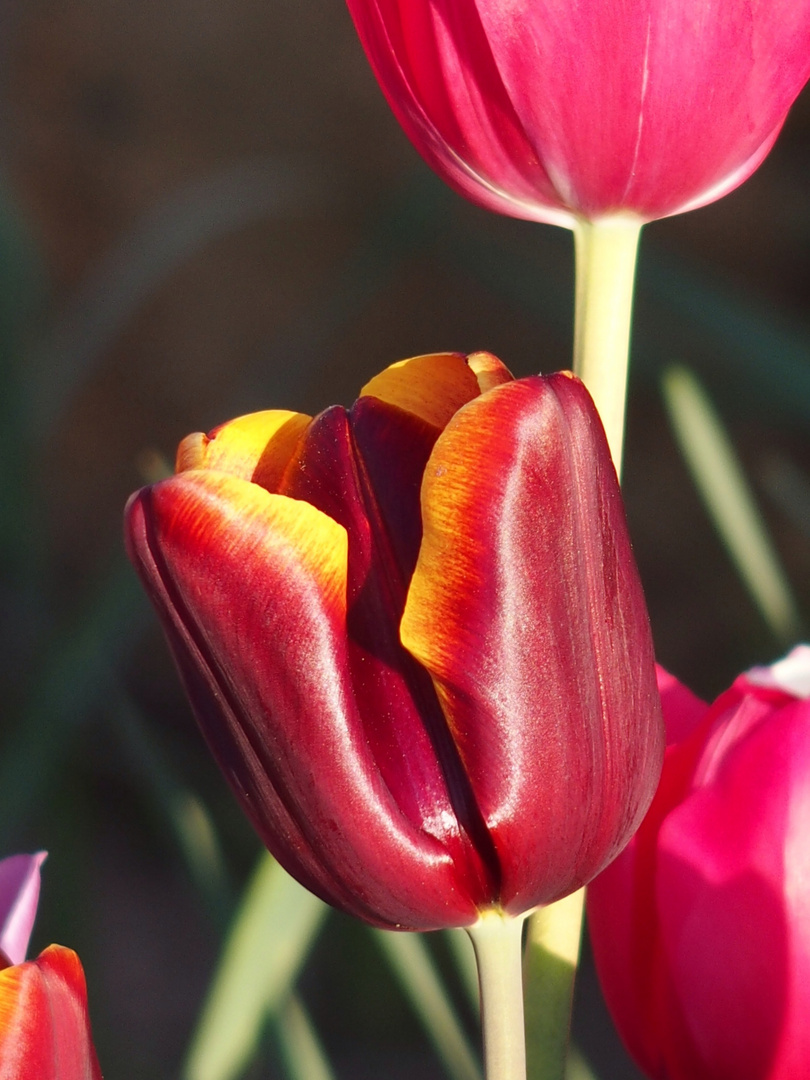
[1,2,809,1078]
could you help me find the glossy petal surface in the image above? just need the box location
[346,0,810,224]
[402,372,663,911]
[127,353,663,929]
[176,409,311,489]
[126,469,483,928]
[588,652,810,1080]
[0,945,102,1080]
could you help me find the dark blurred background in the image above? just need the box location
[0,2,809,1078]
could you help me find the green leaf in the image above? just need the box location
[372,928,483,1080]
[661,365,802,644]
[524,891,584,1080]
[275,994,337,1080]
[183,853,329,1080]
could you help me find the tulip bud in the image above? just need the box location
[588,647,810,1080]
[346,0,810,226]
[126,353,663,930]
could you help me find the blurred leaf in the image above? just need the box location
[642,252,810,426]
[662,365,802,644]
[113,695,337,1080]
[444,928,480,1014]
[29,158,327,438]
[760,451,810,539]
[371,928,483,1080]
[524,891,584,1080]
[275,994,337,1080]
[111,694,234,927]
[0,559,151,847]
[183,853,329,1080]
[565,1045,599,1080]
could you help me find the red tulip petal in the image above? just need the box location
[0,945,102,1080]
[360,352,480,430]
[126,470,481,928]
[176,410,311,491]
[281,402,497,907]
[402,373,663,912]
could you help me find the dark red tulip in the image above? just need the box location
[126,352,663,930]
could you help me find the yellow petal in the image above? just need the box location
[360,353,480,430]
[175,410,311,491]
[467,351,514,394]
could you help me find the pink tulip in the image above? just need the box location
[346,0,810,226]
[0,853,103,1080]
[587,647,810,1080]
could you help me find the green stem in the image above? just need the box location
[572,215,643,475]
[467,911,528,1080]
[522,216,643,1080]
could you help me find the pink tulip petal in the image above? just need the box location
[656,665,707,746]
[0,853,46,968]
[745,644,810,699]
[348,0,810,223]
[656,697,810,1079]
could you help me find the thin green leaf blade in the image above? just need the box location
[183,853,328,1080]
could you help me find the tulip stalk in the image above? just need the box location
[467,912,529,1080]
[524,216,642,1080]
[572,216,643,473]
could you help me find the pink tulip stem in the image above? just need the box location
[572,216,643,474]
[467,911,528,1080]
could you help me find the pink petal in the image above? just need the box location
[0,853,46,967]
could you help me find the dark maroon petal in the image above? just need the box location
[125,471,482,928]
[402,373,664,912]
[281,404,498,905]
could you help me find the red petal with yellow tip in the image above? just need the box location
[126,469,482,928]
[401,373,663,912]
[0,945,102,1080]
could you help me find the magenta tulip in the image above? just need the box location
[125,352,663,931]
[588,647,810,1080]
[0,853,102,1079]
[346,0,810,226]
